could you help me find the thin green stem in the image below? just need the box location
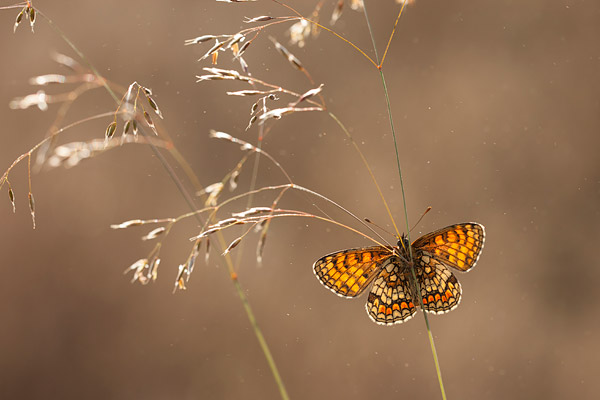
[362,2,447,399]
[233,279,290,400]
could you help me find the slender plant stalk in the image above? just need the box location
[362,2,447,399]
[32,9,290,399]
[327,112,400,237]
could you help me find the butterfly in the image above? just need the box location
[313,223,485,325]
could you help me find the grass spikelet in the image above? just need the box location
[141,227,167,241]
[7,186,15,213]
[28,192,35,229]
[222,237,242,255]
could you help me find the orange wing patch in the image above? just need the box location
[412,223,485,272]
[313,247,393,298]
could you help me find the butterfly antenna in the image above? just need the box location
[364,218,398,240]
[409,206,432,233]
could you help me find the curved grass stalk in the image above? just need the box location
[270,0,379,68]
[26,8,291,400]
[1,111,126,190]
[210,135,396,249]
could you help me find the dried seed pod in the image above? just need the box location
[229,169,240,191]
[205,238,211,264]
[232,207,273,218]
[229,33,244,48]
[256,231,267,264]
[186,253,197,277]
[197,227,220,238]
[222,237,242,255]
[14,8,25,33]
[143,111,152,126]
[244,16,274,23]
[237,40,251,57]
[173,264,187,292]
[196,75,227,82]
[246,115,257,131]
[239,57,249,74]
[28,192,35,229]
[8,188,15,213]
[296,84,324,104]
[143,111,158,135]
[123,120,132,135]
[142,227,166,241]
[111,219,145,229]
[208,130,233,141]
[214,218,238,228]
[227,90,263,96]
[184,35,217,45]
[272,39,291,58]
[147,96,163,119]
[287,54,303,70]
[199,41,226,61]
[28,6,36,32]
[149,258,160,281]
[105,121,117,140]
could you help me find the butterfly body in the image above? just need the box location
[313,223,485,325]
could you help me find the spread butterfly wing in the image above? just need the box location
[414,257,462,314]
[366,259,417,325]
[313,246,393,298]
[412,222,485,272]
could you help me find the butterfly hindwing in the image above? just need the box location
[366,258,417,325]
[313,246,393,298]
[414,255,462,314]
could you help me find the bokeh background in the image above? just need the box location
[1,1,598,399]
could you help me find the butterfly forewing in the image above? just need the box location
[412,222,485,272]
[313,246,393,298]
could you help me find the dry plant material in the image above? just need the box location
[7,187,15,213]
[270,37,304,71]
[28,192,35,229]
[142,227,167,241]
[14,3,36,33]
[105,121,117,141]
[331,0,344,25]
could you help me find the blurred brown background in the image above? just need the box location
[1,1,599,399]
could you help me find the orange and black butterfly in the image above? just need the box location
[313,223,485,325]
